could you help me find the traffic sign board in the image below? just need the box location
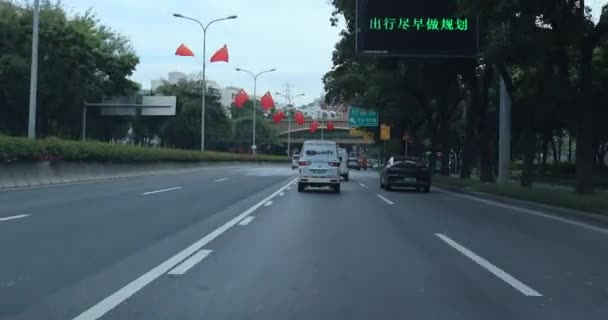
[381,124,391,140]
[349,107,379,127]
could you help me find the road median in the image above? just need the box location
[0,135,289,189]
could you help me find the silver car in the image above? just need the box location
[297,140,341,193]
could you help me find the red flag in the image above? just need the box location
[260,92,275,110]
[272,111,285,123]
[210,45,229,63]
[175,44,195,57]
[233,89,249,109]
[310,121,319,133]
[294,111,305,125]
[327,121,335,132]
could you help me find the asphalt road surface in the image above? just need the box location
[1,166,607,319]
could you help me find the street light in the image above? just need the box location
[27,0,40,139]
[275,92,305,156]
[236,68,277,155]
[173,13,237,152]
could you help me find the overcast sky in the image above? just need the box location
[61,0,605,104]
[60,0,341,104]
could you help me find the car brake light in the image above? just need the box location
[328,161,340,167]
[298,161,311,166]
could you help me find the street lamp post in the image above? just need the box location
[275,92,305,156]
[236,68,276,155]
[27,0,40,139]
[173,13,237,152]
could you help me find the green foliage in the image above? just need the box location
[0,1,139,138]
[0,135,289,163]
[325,0,608,192]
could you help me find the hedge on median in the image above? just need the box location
[0,135,289,163]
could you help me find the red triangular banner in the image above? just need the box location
[210,45,229,63]
[233,89,250,108]
[175,44,195,57]
[260,91,275,110]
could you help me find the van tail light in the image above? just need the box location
[298,161,311,166]
[328,161,340,167]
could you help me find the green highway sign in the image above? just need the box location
[349,107,379,127]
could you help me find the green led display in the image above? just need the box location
[369,17,469,32]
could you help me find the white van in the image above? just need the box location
[338,148,349,181]
[297,140,341,193]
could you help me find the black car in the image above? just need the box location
[380,156,431,192]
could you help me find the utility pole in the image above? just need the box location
[27,0,40,139]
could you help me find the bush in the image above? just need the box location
[0,135,289,163]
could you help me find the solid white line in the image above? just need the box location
[72,178,297,320]
[359,183,368,188]
[435,188,608,235]
[436,233,542,297]
[167,250,212,275]
[141,187,182,195]
[214,178,231,182]
[238,216,255,226]
[377,195,394,205]
[0,214,29,222]
[264,201,273,207]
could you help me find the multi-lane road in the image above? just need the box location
[1,165,607,319]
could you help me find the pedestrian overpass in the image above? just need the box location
[272,119,375,145]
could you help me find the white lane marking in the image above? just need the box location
[435,188,608,235]
[73,178,297,320]
[279,192,285,197]
[238,216,255,226]
[167,250,212,276]
[141,187,182,196]
[264,201,273,207]
[287,187,292,190]
[436,233,542,297]
[359,183,368,188]
[0,214,29,222]
[377,195,395,205]
[214,178,231,183]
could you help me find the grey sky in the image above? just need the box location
[60,1,605,104]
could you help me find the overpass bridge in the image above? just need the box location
[272,119,375,145]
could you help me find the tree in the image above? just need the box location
[324,0,608,193]
[0,1,139,138]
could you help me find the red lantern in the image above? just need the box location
[327,121,335,132]
[295,112,305,125]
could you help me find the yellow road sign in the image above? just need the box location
[381,124,390,141]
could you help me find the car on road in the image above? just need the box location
[291,154,300,169]
[297,140,341,193]
[358,158,368,170]
[380,156,431,192]
[347,157,360,170]
[338,148,349,181]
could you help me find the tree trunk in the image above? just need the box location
[568,132,573,162]
[575,0,595,194]
[478,66,494,182]
[540,136,549,175]
[551,136,559,169]
[521,128,536,188]
[460,66,479,179]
